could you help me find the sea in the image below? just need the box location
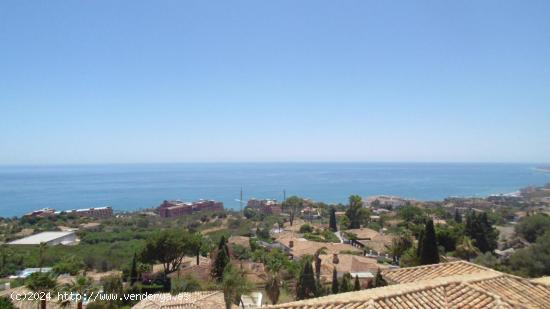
[0,163,549,218]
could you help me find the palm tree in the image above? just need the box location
[455,236,481,261]
[61,276,96,309]
[265,275,280,305]
[38,242,47,270]
[222,264,252,309]
[26,272,57,309]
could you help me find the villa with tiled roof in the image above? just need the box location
[266,261,550,309]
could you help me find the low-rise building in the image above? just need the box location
[158,199,224,218]
[8,231,78,246]
[365,195,409,209]
[247,198,282,214]
[58,206,113,218]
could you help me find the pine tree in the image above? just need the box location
[211,236,230,281]
[454,209,462,223]
[331,268,339,294]
[354,275,360,291]
[329,208,337,232]
[373,268,387,287]
[419,220,440,265]
[130,252,138,285]
[296,259,317,300]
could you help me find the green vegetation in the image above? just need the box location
[296,257,317,300]
[26,272,57,309]
[211,236,230,282]
[515,214,550,243]
[222,264,252,309]
[0,297,16,309]
[419,220,440,265]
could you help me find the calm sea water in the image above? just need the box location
[0,163,549,217]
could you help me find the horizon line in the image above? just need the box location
[0,160,549,168]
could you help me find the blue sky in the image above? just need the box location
[1,1,549,164]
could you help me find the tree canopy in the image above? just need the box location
[419,219,440,265]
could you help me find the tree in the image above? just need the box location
[27,272,57,309]
[129,253,138,285]
[296,258,317,300]
[387,234,413,264]
[454,236,481,260]
[141,229,188,277]
[52,255,85,276]
[283,196,303,227]
[345,195,363,229]
[38,242,47,270]
[299,224,313,234]
[419,220,439,265]
[373,268,387,288]
[465,211,498,253]
[509,230,550,277]
[171,275,202,294]
[0,297,15,309]
[61,276,96,309]
[264,249,287,305]
[416,230,424,259]
[398,205,425,224]
[212,236,230,281]
[436,224,461,252]
[515,214,550,243]
[329,208,337,232]
[222,264,251,309]
[340,216,350,231]
[473,252,498,269]
[339,272,352,293]
[186,233,207,266]
[265,275,280,305]
[454,209,462,223]
[313,247,327,282]
[101,275,123,295]
[354,275,361,291]
[331,268,339,294]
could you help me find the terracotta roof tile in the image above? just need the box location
[131,291,225,309]
[382,261,497,284]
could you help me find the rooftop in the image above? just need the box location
[267,266,550,309]
[382,260,497,284]
[132,291,225,309]
[8,231,75,245]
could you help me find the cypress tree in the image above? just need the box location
[416,230,424,259]
[329,208,337,232]
[373,268,387,287]
[130,252,138,285]
[419,220,440,265]
[212,236,230,281]
[454,209,462,223]
[354,275,361,291]
[296,259,317,300]
[331,268,339,294]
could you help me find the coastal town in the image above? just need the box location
[1,183,549,308]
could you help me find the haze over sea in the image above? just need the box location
[0,163,549,217]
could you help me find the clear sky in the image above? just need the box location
[1,1,549,164]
